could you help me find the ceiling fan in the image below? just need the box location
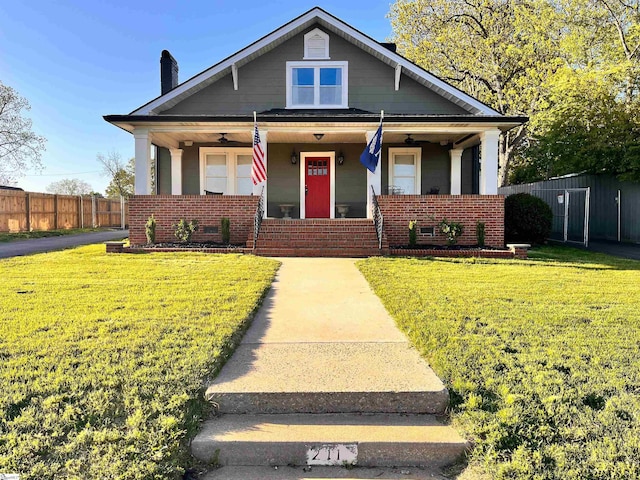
[217,133,241,144]
[404,134,432,145]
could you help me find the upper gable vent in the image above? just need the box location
[304,28,330,59]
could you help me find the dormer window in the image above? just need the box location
[286,61,348,109]
[304,28,330,59]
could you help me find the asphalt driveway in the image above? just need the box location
[0,229,128,259]
[587,240,640,261]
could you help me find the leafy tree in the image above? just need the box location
[98,152,134,198]
[0,81,46,185]
[389,0,563,185]
[46,178,94,196]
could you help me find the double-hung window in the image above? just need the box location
[286,61,348,109]
[388,148,422,195]
[200,148,254,195]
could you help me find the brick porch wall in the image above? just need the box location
[129,195,259,246]
[377,195,505,248]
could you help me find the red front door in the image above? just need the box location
[305,156,330,218]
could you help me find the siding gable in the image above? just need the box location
[160,26,468,116]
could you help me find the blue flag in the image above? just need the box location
[360,119,383,173]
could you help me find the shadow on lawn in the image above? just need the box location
[410,245,640,271]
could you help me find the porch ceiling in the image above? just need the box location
[150,130,477,149]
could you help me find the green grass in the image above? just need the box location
[0,228,103,242]
[0,246,279,479]
[358,247,640,479]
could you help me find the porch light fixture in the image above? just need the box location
[337,152,345,165]
[314,133,324,141]
[290,150,298,165]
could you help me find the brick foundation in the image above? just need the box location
[128,195,259,246]
[377,195,505,248]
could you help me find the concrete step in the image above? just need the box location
[205,343,448,414]
[200,465,449,479]
[191,413,469,468]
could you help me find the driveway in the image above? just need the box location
[0,229,128,259]
[587,240,640,261]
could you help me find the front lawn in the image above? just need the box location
[358,247,640,479]
[0,246,279,479]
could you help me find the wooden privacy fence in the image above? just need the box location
[0,190,128,233]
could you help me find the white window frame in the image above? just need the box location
[286,61,348,109]
[303,28,330,59]
[388,147,422,195]
[199,147,254,195]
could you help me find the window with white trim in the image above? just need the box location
[388,148,422,195]
[286,61,348,109]
[199,148,254,194]
[304,28,329,59]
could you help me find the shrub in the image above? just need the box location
[221,217,231,245]
[439,218,464,246]
[145,214,156,244]
[173,218,199,243]
[476,221,486,247]
[408,220,417,247]
[505,193,552,245]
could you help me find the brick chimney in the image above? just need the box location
[160,50,178,95]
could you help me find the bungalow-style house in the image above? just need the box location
[105,7,525,256]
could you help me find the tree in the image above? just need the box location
[98,152,134,198]
[46,178,94,196]
[0,81,46,185]
[389,0,563,185]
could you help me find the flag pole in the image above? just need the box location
[380,110,384,121]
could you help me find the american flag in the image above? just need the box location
[252,120,267,185]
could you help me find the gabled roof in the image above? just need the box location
[130,7,500,117]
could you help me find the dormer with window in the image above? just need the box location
[286,28,348,109]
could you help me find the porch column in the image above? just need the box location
[449,148,463,195]
[169,148,183,195]
[134,129,151,195]
[365,130,382,219]
[252,131,267,215]
[480,129,500,195]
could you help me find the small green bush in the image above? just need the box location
[221,217,231,245]
[439,218,464,246]
[173,218,199,243]
[476,221,486,247]
[145,214,156,244]
[408,220,417,247]
[505,193,552,245]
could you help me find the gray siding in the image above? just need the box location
[499,174,640,243]
[157,147,172,195]
[381,144,451,195]
[461,148,473,194]
[161,25,469,115]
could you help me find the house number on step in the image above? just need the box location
[306,444,357,466]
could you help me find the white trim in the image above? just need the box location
[199,147,254,195]
[449,148,463,195]
[303,28,330,59]
[480,129,500,195]
[134,129,151,195]
[231,63,238,91]
[388,147,422,195]
[299,151,336,219]
[130,8,499,116]
[169,148,183,195]
[286,61,348,109]
[395,64,402,91]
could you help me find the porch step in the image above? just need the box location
[254,219,388,257]
[205,343,449,414]
[201,465,449,479]
[191,413,469,468]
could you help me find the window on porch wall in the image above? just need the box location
[388,148,421,195]
[200,148,254,195]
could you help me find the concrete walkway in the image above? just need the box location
[0,229,128,259]
[195,258,467,478]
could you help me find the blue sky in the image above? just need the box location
[0,1,395,193]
